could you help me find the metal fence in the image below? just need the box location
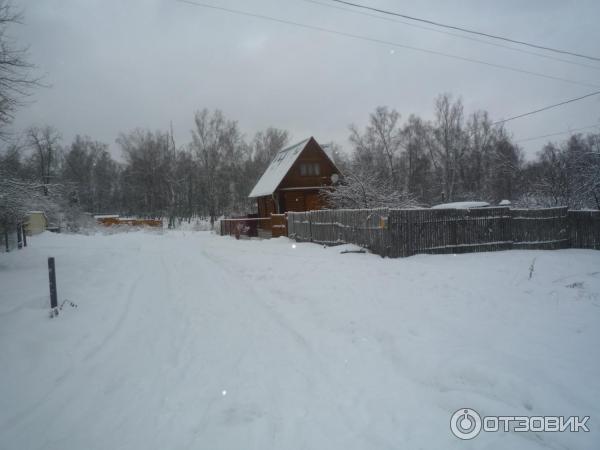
[288,207,599,257]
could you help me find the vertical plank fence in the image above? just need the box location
[287,207,600,258]
[511,207,569,250]
[569,210,600,249]
[271,214,288,238]
[388,207,513,257]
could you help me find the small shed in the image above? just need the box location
[249,137,341,216]
[25,211,48,235]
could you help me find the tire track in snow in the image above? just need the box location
[194,246,376,447]
[1,251,146,435]
[82,271,145,363]
[166,246,300,447]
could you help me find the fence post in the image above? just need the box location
[17,223,22,249]
[48,257,58,309]
[22,224,27,247]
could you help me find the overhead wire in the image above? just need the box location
[175,0,600,89]
[176,0,600,144]
[327,0,600,62]
[492,91,600,126]
[515,124,600,143]
[302,0,600,72]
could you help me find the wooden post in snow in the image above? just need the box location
[48,257,58,309]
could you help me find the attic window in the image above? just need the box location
[300,163,320,176]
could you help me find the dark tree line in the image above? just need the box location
[1,0,598,234]
[328,94,599,210]
[2,98,599,233]
[1,113,290,228]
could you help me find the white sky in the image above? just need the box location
[10,0,600,159]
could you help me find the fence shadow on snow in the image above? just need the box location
[287,207,600,257]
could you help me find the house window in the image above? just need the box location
[300,162,320,176]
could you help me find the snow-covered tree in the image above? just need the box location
[0,171,63,231]
[323,169,418,209]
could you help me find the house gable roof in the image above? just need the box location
[249,137,337,198]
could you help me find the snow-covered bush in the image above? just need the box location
[322,170,419,209]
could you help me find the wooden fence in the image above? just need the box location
[96,217,162,227]
[511,208,570,250]
[271,214,288,238]
[569,210,600,249]
[219,214,286,239]
[288,207,599,257]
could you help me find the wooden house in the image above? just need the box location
[248,137,341,216]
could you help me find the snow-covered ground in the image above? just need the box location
[1,231,599,450]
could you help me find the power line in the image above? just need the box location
[327,0,600,62]
[515,124,600,143]
[302,0,600,72]
[179,0,600,144]
[176,0,600,89]
[492,91,600,126]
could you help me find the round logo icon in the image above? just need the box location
[450,408,482,440]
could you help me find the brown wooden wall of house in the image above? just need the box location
[282,190,327,212]
[257,196,276,228]
[278,138,339,191]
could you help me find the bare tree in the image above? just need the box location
[350,106,404,185]
[117,129,174,217]
[462,110,494,196]
[580,133,600,208]
[400,115,433,200]
[62,135,120,213]
[251,128,289,169]
[26,125,62,195]
[190,109,243,225]
[0,1,40,138]
[432,94,466,202]
[488,133,523,202]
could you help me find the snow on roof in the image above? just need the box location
[248,138,311,198]
[498,199,512,206]
[94,214,120,219]
[431,201,491,209]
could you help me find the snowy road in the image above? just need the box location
[1,231,599,449]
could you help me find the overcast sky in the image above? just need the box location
[10,0,600,159]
